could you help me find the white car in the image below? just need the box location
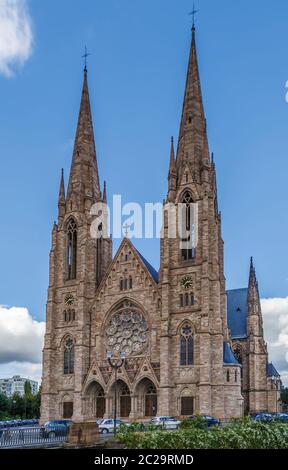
[98,419,128,434]
[150,416,181,430]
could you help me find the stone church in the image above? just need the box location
[41,26,281,423]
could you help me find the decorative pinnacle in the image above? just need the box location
[103,180,107,204]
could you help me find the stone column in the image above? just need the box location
[130,395,138,420]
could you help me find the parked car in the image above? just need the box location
[150,416,181,430]
[40,419,72,438]
[187,415,220,428]
[253,413,273,422]
[272,413,288,423]
[98,419,128,434]
[96,419,105,426]
[201,416,220,427]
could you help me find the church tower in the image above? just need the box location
[159,25,243,419]
[41,67,112,423]
[246,258,269,413]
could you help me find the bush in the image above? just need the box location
[118,420,288,449]
[179,416,208,430]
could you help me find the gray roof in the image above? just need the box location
[136,250,159,283]
[267,362,280,378]
[227,288,248,339]
[223,341,240,365]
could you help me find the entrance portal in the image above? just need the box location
[85,382,106,419]
[136,378,158,418]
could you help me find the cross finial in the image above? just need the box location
[82,45,91,72]
[123,223,130,238]
[189,3,199,30]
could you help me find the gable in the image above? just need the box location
[227,288,248,340]
[95,238,159,299]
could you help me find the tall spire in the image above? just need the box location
[169,136,176,175]
[249,257,256,286]
[67,68,101,206]
[176,25,209,171]
[248,257,264,335]
[58,168,66,219]
[103,180,107,204]
[168,137,177,201]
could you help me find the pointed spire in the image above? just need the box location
[168,137,177,202]
[67,68,101,206]
[58,168,65,202]
[103,180,107,204]
[247,257,264,335]
[177,25,209,170]
[169,136,176,175]
[58,168,66,219]
[249,257,256,284]
[248,256,260,301]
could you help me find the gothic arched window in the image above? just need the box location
[66,219,77,280]
[180,191,195,261]
[180,323,193,366]
[64,337,74,375]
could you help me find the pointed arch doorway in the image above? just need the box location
[136,378,158,418]
[110,380,131,418]
[119,382,131,418]
[85,382,106,419]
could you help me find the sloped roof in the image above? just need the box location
[136,250,159,283]
[227,288,248,339]
[267,362,280,378]
[223,341,239,365]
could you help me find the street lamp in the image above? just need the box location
[107,351,126,436]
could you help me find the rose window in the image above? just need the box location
[106,301,148,356]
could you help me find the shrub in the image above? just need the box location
[179,416,208,430]
[117,421,288,449]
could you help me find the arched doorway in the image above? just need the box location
[110,380,131,418]
[62,394,73,419]
[119,382,131,418]
[136,378,158,418]
[180,388,194,416]
[86,382,106,419]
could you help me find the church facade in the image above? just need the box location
[40,26,281,423]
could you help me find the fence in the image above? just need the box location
[0,426,68,448]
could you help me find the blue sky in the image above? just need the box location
[0,0,288,383]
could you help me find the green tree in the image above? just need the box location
[281,387,288,405]
[11,393,25,418]
[0,392,10,419]
[32,386,41,418]
[24,381,32,398]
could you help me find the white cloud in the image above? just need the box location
[0,306,45,365]
[0,0,33,77]
[261,297,288,386]
[0,361,42,384]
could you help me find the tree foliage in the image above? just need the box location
[281,387,288,405]
[0,388,41,420]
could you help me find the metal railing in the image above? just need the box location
[0,426,68,448]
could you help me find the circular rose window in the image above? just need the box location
[106,301,148,356]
